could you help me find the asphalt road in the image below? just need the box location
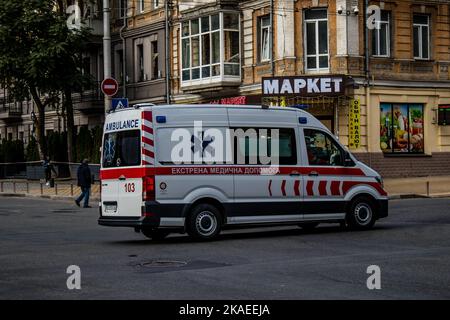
[0,196,449,300]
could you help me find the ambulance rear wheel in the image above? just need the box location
[347,196,377,230]
[141,228,170,240]
[187,204,222,240]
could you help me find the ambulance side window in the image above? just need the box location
[304,129,344,166]
[233,128,297,165]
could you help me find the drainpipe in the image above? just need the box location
[363,0,372,162]
[165,0,171,104]
[119,8,127,98]
[103,0,111,114]
[270,0,274,76]
[364,0,370,83]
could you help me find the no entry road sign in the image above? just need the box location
[101,78,119,96]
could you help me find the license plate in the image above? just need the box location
[105,205,117,213]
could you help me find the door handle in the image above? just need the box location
[118,175,126,181]
[308,171,319,177]
[290,171,300,177]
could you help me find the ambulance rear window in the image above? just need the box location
[102,130,141,168]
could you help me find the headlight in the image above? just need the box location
[375,176,384,188]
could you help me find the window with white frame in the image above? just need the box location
[153,0,160,10]
[138,0,144,13]
[181,12,240,84]
[304,9,328,71]
[259,15,271,62]
[413,15,430,60]
[371,11,390,57]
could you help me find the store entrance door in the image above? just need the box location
[316,115,334,133]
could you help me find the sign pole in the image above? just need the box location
[103,0,112,114]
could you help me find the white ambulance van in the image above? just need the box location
[99,104,388,240]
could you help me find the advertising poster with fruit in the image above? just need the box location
[380,103,424,153]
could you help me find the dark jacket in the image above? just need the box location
[77,163,92,188]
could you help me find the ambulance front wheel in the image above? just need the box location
[187,204,222,240]
[347,196,377,230]
[141,228,170,240]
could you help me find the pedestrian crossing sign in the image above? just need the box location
[112,98,129,111]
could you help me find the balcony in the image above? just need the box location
[180,11,242,93]
[72,81,104,113]
[0,105,23,121]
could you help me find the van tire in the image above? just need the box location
[298,222,319,231]
[141,228,170,240]
[186,204,222,240]
[347,196,377,230]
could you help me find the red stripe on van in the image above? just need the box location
[100,166,367,180]
[142,111,152,122]
[142,148,155,158]
[100,168,149,180]
[268,180,272,196]
[142,125,154,135]
[342,181,387,197]
[142,136,154,146]
[330,181,341,196]
[318,181,328,196]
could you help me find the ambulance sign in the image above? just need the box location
[348,98,361,149]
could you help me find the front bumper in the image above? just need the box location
[377,199,389,219]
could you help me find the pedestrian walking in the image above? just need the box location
[42,157,57,186]
[75,159,92,208]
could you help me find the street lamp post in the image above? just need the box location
[103,0,111,114]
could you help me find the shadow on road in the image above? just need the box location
[107,224,390,246]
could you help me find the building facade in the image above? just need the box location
[1,0,450,178]
[170,0,450,178]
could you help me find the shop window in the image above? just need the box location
[413,15,430,60]
[258,15,271,62]
[438,105,450,126]
[304,9,328,71]
[380,103,424,154]
[304,129,344,166]
[181,12,240,85]
[371,11,390,57]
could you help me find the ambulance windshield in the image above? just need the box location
[102,130,141,168]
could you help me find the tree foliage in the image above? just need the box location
[0,0,94,160]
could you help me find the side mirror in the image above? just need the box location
[343,151,354,167]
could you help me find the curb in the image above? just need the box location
[388,194,450,200]
[1,192,447,202]
[0,192,100,203]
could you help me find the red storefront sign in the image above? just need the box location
[210,96,247,105]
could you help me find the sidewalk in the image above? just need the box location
[384,175,450,199]
[0,180,100,202]
[1,176,449,201]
